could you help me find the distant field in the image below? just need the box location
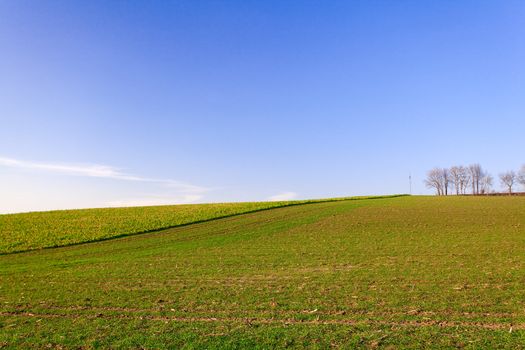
[0,195,397,254]
[1,196,525,348]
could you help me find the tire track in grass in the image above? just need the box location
[0,311,521,331]
[6,304,523,319]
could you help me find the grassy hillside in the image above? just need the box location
[0,196,398,254]
[1,196,525,348]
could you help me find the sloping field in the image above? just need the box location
[0,196,394,254]
[1,196,525,348]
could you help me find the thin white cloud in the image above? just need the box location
[0,156,207,193]
[267,191,298,201]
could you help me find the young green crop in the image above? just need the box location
[1,196,525,348]
[0,195,402,254]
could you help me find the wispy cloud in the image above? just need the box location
[0,156,207,193]
[267,191,298,201]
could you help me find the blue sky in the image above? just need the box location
[1,0,524,213]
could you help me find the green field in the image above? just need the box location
[1,196,525,348]
[0,196,393,254]
[0,200,309,254]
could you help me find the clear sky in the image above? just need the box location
[1,0,524,213]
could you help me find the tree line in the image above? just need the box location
[425,164,525,195]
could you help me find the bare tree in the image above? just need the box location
[450,166,470,195]
[458,166,470,194]
[450,166,462,195]
[518,165,525,189]
[468,164,482,195]
[442,168,450,195]
[480,174,493,194]
[499,171,516,194]
[425,168,444,195]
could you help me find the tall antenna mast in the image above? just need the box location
[409,173,412,195]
